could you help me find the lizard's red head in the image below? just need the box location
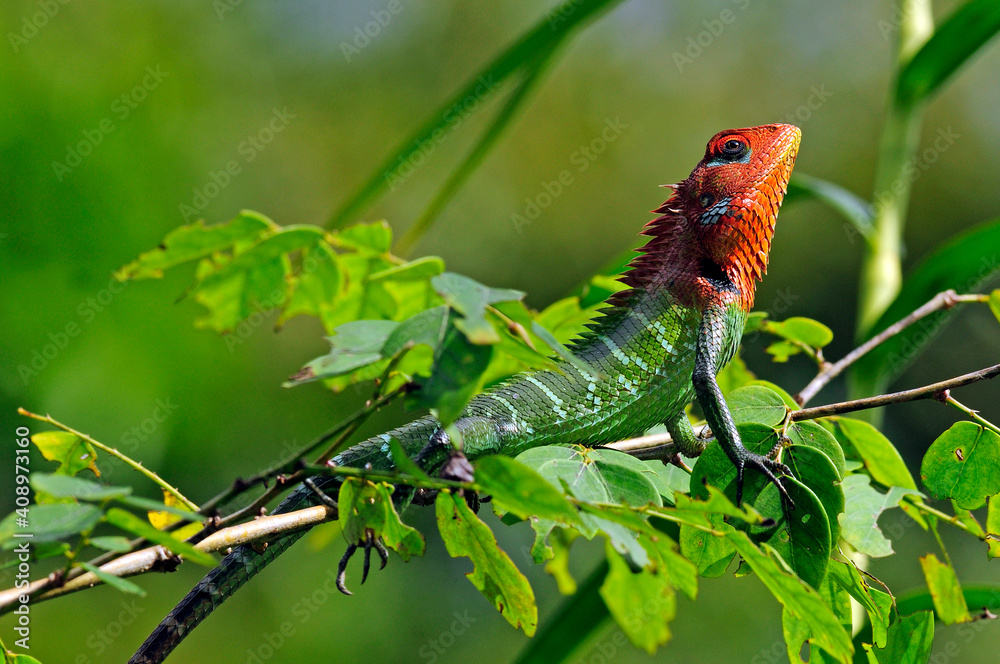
[623,124,800,312]
[677,123,800,306]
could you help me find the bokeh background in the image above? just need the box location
[2,1,999,662]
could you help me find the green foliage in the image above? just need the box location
[337,479,424,561]
[920,422,1000,509]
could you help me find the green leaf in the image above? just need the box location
[864,611,934,664]
[279,242,344,327]
[411,323,493,426]
[895,0,1000,107]
[920,421,1000,509]
[337,479,424,562]
[332,220,393,254]
[787,420,847,480]
[747,380,799,409]
[828,560,893,648]
[385,437,431,482]
[834,418,915,490]
[785,172,873,241]
[529,320,601,380]
[748,477,831,589]
[600,544,675,654]
[0,503,102,547]
[786,444,845,544]
[838,474,921,557]
[728,385,789,427]
[285,319,399,385]
[766,340,800,363]
[474,456,580,526]
[435,490,537,635]
[689,422,781,506]
[988,494,1000,560]
[727,532,853,663]
[988,289,1000,326]
[717,352,757,396]
[679,518,737,578]
[368,256,445,282]
[31,431,99,476]
[30,473,132,501]
[103,508,215,566]
[767,317,834,348]
[381,305,450,357]
[115,211,274,280]
[113,495,204,521]
[918,553,970,625]
[853,218,1000,392]
[89,536,133,553]
[433,272,523,345]
[78,562,146,596]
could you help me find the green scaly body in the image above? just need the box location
[130,124,800,663]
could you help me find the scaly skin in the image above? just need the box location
[129,124,801,663]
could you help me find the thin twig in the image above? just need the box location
[795,290,986,406]
[944,395,1000,436]
[17,408,197,511]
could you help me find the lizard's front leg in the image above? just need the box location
[693,297,793,508]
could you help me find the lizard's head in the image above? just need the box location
[676,123,801,301]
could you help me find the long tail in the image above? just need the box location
[128,416,439,664]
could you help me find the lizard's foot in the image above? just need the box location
[734,451,794,509]
[335,528,388,596]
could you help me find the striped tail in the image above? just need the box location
[129,416,440,664]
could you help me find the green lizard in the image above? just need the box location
[129,123,801,663]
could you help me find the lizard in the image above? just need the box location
[129,123,801,663]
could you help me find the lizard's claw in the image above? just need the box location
[336,529,389,595]
[734,452,794,510]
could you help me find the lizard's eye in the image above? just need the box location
[698,193,715,207]
[720,138,748,158]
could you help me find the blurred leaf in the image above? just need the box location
[918,553,970,625]
[988,289,1000,325]
[600,544,675,654]
[853,218,1000,392]
[411,324,493,426]
[385,436,431,482]
[30,473,131,501]
[920,422,1000,510]
[766,340,800,362]
[767,317,834,348]
[148,491,202,540]
[895,0,1000,107]
[89,536,132,553]
[0,503,101,547]
[436,490,537,635]
[114,495,204,521]
[331,220,393,254]
[839,474,920,557]
[834,418,915,490]
[786,173,873,240]
[474,456,580,526]
[279,242,344,326]
[104,508,216,566]
[368,256,445,282]
[863,611,933,664]
[338,479,424,562]
[79,562,146,596]
[728,385,788,427]
[727,532,853,663]
[748,477,831,590]
[32,431,99,477]
[115,211,275,279]
[828,560,893,648]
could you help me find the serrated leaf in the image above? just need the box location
[834,418,914,490]
[920,422,1000,510]
[838,474,921,557]
[600,543,675,654]
[337,479,424,562]
[474,456,580,526]
[864,611,934,664]
[727,532,853,663]
[115,211,275,280]
[104,508,215,566]
[729,385,789,427]
[436,490,536,635]
[79,562,146,596]
[919,553,970,625]
[767,317,834,348]
[30,473,131,501]
[31,431,99,477]
[0,503,102,547]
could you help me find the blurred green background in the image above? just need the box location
[2,1,999,662]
